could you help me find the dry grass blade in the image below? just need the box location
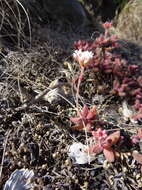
[0,130,11,181]
[15,0,32,48]
[0,0,31,47]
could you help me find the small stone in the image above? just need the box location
[52,152,59,158]
[136,174,141,180]
[103,160,110,169]
[83,181,88,188]
[3,169,34,190]
[64,159,70,166]
[122,167,127,172]
[42,164,48,170]
[90,170,96,177]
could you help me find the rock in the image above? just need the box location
[3,169,34,190]
[45,0,88,26]
[115,0,142,45]
[80,0,117,22]
[20,0,89,28]
[68,142,96,164]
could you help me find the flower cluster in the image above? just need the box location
[73,22,142,120]
[73,49,94,67]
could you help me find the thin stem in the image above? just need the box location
[76,66,84,109]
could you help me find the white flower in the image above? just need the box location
[73,49,94,66]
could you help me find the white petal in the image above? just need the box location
[68,142,95,164]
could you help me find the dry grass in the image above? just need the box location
[0,0,31,47]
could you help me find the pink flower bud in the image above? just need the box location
[103,22,112,29]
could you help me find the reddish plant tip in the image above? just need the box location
[70,105,98,131]
[92,128,107,140]
[138,128,142,138]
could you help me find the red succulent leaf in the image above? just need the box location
[131,133,140,144]
[132,151,142,165]
[92,131,98,138]
[138,128,142,139]
[119,84,128,91]
[84,143,103,154]
[128,65,139,74]
[103,148,115,162]
[137,76,142,87]
[134,99,142,110]
[130,88,142,96]
[92,128,107,141]
[80,105,89,118]
[87,106,97,120]
[70,117,81,124]
[104,149,120,162]
[113,79,120,90]
[132,112,142,120]
[118,91,126,97]
[103,131,120,148]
